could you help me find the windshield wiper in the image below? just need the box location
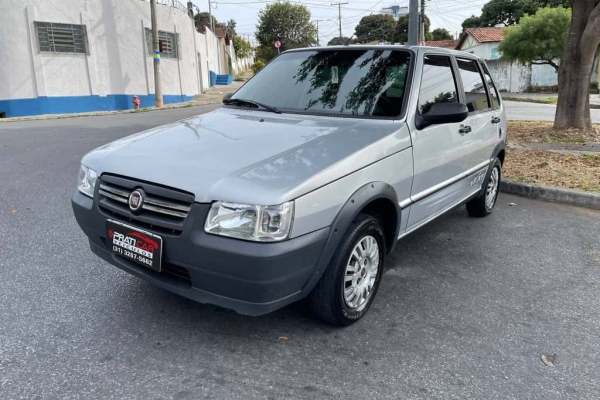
[223,98,281,114]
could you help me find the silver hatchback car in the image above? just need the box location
[72,45,506,326]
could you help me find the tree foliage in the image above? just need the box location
[462,15,482,30]
[431,28,453,40]
[499,6,570,71]
[194,12,218,29]
[327,37,354,46]
[227,19,237,34]
[354,14,396,43]
[233,36,252,59]
[462,0,569,30]
[393,15,432,43]
[255,2,317,62]
[480,0,539,26]
[251,61,265,74]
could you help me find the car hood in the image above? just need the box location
[83,108,411,204]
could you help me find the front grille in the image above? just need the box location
[98,175,195,235]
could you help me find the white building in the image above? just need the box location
[455,27,577,93]
[0,0,246,117]
[379,5,408,21]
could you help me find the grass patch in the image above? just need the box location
[504,149,600,192]
[508,121,600,144]
[505,97,558,105]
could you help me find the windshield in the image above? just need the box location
[232,49,412,118]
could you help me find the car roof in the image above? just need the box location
[284,45,483,61]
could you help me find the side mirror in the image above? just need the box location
[416,102,468,129]
[223,92,234,102]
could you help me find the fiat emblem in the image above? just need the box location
[128,190,143,211]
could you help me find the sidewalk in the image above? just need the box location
[0,72,251,123]
[503,92,600,108]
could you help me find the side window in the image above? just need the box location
[481,62,501,109]
[456,58,490,113]
[418,55,458,115]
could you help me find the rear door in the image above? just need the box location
[406,54,472,229]
[480,61,505,145]
[454,57,499,172]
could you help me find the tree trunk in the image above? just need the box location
[554,1,600,130]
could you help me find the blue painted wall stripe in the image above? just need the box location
[0,94,194,118]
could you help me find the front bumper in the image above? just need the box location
[72,192,329,316]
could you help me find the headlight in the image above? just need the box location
[78,165,98,198]
[205,201,294,242]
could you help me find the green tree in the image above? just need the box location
[327,37,354,45]
[499,6,570,72]
[480,0,539,26]
[194,12,218,29]
[534,0,569,6]
[255,2,317,62]
[227,19,237,33]
[555,0,600,130]
[431,28,453,40]
[462,15,482,30]
[354,14,396,43]
[393,14,432,43]
[233,36,252,59]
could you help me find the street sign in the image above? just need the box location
[274,40,281,48]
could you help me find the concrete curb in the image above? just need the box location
[500,180,600,210]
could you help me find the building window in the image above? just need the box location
[145,29,179,59]
[35,22,88,54]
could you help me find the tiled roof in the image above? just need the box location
[424,39,459,49]
[464,27,504,43]
[214,27,228,38]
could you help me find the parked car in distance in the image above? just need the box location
[72,45,506,326]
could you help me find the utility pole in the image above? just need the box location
[150,0,163,107]
[314,19,324,45]
[408,0,418,45]
[420,0,426,43]
[331,2,348,38]
[208,0,214,32]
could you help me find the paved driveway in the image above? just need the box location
[1,107,599,399]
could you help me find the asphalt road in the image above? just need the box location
[1,106,600,399]
[504,100,600,123]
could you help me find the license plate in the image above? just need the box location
[106,220,163,272]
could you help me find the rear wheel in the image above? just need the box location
[466,158,502,217]
[309,214,385,326]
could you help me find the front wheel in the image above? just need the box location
[309,214,385,326]
[466,158,502,217]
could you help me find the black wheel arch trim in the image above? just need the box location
[491,140,506,163]
[300,181,401,298]
[475,144,505,196]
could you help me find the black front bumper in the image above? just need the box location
[72,192,329,316]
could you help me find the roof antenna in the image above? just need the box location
[344,34,355,46]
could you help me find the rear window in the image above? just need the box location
[232,49,412,117]
[481,62,501,109]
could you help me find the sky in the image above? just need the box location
[192,0,491,46]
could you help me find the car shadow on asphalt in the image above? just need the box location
[100,205,470,340]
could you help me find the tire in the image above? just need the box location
[466,158,502,218]
[309,214,386,326]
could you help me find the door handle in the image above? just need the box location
[459,125,472,134]
[491,116,501,124]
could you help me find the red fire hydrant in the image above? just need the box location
[132,95,140,110]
